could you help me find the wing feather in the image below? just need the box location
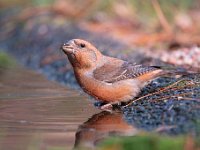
[93,62,160,83]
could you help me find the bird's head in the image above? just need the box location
[61,39,102,70]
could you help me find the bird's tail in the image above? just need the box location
[151,65,192,77]
[137,65,195,83]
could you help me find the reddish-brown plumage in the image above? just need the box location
[61,39,164,109]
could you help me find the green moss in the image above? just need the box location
[0,52,16,68]
[47,147,67,150]
[31,0,55,6]
[99,134,185,150]
[194,120,200,147]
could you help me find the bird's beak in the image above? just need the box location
[60,40,75,54]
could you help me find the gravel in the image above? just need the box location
[123,75,200,135]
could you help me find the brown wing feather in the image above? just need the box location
[93,62,160,83]
[93,62,123,82]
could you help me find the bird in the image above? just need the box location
[60,39,184,110]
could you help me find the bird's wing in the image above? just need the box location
[93,62,160,83]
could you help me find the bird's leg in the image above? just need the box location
[100,103,113,112]
[100,102,124,112]
[94,101,113,111]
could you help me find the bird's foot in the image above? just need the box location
[100,103,113,112]
[94,102,123,112]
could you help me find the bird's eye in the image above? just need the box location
[80,43,85,48]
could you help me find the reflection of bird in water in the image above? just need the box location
[61,39,188,110]
[74,111,138,149]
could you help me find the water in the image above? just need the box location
[0,67,137,150]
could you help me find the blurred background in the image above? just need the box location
[1,0,200,75]
[1,0,200,48]
[0,1,200,150]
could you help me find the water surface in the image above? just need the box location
[0,67,101,150]
[0,67,137,150]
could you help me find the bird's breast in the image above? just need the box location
[74,71,142,103]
